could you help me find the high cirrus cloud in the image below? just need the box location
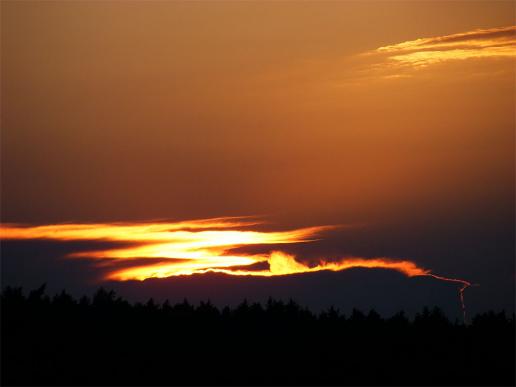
[363,25,515,77]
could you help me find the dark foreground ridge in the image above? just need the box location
[2,285,514,386]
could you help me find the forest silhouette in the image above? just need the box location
[1,285,514,386]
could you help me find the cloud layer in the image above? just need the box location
[1,216,476,320]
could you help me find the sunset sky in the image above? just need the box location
[1,1,514,318]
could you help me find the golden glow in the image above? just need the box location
[108,252,430,281]
[0,218,338,280]
[0,217,476,320]
[68,227,330,260]
[0,218,447,282]
[0,217,263,241]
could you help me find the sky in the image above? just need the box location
[1,1,514,319]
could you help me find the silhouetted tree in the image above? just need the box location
[1,285,514,386]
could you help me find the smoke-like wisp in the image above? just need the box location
[426,274,479,323]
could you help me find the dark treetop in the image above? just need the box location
[2,285,514,386]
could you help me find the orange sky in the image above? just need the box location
[2,1,514,227]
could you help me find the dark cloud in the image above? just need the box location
[104,269,470,320]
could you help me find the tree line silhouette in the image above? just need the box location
[2,285,514,386]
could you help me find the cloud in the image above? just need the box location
[1,217,477,320]
[0,218,467,291]
[0,218,429,282]
[362,25,515,78]
[377,26,515,53]
[0,218,337,280]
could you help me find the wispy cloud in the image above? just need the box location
[362,26,515,78]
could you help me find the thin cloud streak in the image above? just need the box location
[360,25,515,78]
[376,26,516,53]
[0,217,263,242]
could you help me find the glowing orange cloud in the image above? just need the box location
[0,218,340,279]
[107,252,430,281]
[376,26,515,53]
[0,217,263,241]
[360,25,516,78]
[0,217,476,321]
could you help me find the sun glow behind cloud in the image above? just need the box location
[0,217,330,278]
[0,217,455,280]
[0,217,476,320]
[0,217,430,279]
